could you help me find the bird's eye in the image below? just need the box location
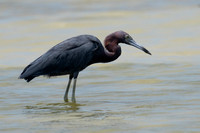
[125,35,130,39]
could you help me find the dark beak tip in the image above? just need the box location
[147,52,152,55]
[142,48,152,55]
[127,40,152,55]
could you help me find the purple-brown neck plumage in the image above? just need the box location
[101,31,124,63]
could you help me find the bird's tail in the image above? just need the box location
[18,75,35,82]
[19,64,35,82]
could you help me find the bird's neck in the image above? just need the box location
[102,37,121,63]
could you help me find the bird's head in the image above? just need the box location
[113,31,151,55]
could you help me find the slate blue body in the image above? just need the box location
[20,35,103,82]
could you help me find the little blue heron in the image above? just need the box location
[19,31,151,103]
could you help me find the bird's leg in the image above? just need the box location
[64,74,73,102]
[72,78,77,103]
[72,72,79,103]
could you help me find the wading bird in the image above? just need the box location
[19,31,151,103]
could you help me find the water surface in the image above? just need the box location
[0,0,200,132]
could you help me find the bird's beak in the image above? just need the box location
[126,39,151,55]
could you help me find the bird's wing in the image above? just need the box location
[19,35,100,80]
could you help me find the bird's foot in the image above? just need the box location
[64,97,69,103]
[71,97,76,103]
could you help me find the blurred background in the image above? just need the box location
[0,0,200,133]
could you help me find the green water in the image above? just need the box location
[0,0,200,132]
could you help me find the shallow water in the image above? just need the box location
[0,0,200,132]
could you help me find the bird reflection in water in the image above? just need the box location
[25,102,83,113]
